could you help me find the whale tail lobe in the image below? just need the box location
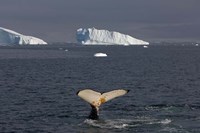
[77,89,129,119]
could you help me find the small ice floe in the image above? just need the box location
[59,48,68,51]
[94,53,107,57]
[160,119,172,125]
[143,45,148,48]
[195,44,199,46]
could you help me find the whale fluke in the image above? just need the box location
[77,89,129,120]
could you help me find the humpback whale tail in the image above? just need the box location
[77,89,129,120]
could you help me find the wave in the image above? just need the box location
[83,117,172,129]
[144,104,200,111]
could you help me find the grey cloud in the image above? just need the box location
[0,0,200,42]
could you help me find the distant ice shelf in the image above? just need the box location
[76,27,149,45]
[0,27,47,45]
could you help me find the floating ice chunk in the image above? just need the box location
[143,45,148,48]
[195,44,199,46]
[76,27,149,45]
[94,53,107,57]
[0,27,47,45]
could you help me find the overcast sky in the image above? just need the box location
[0,0,200,43]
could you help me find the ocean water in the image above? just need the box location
[0,44,200,133]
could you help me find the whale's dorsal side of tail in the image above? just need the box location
[77,89,129,107]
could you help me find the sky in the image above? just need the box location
[0,0,200,43]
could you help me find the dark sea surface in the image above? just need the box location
[0,44,200,133]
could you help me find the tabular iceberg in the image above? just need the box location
[0,27,47,45]
[76,27,149,45]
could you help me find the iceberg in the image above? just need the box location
[94,53,107,57]
[0,27,47,45]
[143,45,148,48]
[76,27,149,45]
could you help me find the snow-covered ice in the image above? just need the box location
[94,53,107,57]
[76,27,149,45]
[143,45,148,48]
[0,27,47,45]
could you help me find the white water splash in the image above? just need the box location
[84,119,128,129]
[160,119,172,125]
[83,117,171,129]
